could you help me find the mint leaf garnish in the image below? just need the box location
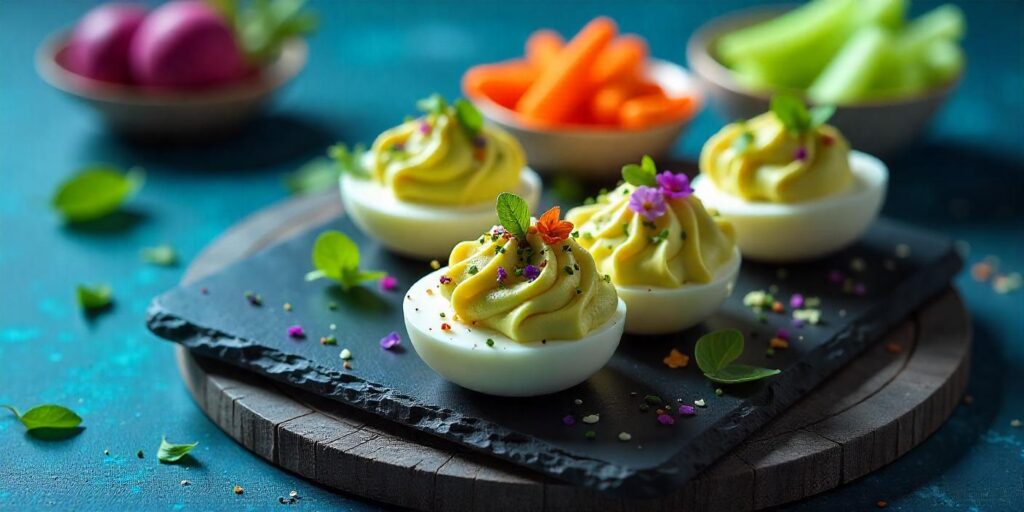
[621,155,658,187]
[694,329,780,384]
[454,98,484,138]
[158,436,199,463]
[328,144,369,179]
[770,94,835,134]
[2,404,82,431]
[495,192,531,240]
[284,157,341,194]
[417,93,448,116]
[76,284,112,311]
[51,166,143,223]
[141,245,178,267]
[305,231,385,291]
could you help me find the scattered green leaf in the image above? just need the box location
[453,98,483,138]
[621,155,658,187]
[141,245,178,267]
[694,329,780,384]
[305,231,385,291]
[495,192,531,239]
[76,284,112,311]
[2,404,82,431]
[283,157,340,195]
[328,143,369,179]
[51,166,143,223]
[158,436,199,463]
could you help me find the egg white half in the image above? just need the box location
[340,168,542,260]
[403,268,627,397]
[617,246,741,335]
[693,150,888,262]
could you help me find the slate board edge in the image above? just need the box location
[146,240,961,499]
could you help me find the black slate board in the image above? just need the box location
[147,215,960,499]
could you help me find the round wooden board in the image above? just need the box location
[174,191,971,512]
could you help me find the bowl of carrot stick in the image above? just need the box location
[463,17,702,179]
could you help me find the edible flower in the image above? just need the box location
[523,264,541,282]
[656,171,693,200]
[794,146,808,161]
[663,349,689,369]
[628,186,667,222]
[379,331,402,350]
[496,266,508,285]
[534,206,574,245]
[379,275,397,292]
[656,413,675,425]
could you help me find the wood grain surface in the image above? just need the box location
[174,191,971,511]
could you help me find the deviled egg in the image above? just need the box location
[403,193,625,397]
[338,95,542,259]
[692,96,888,262]
[566,156,740,335]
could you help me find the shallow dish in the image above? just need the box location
[404,268,627,397]
[693,150,888,262]
[35,32,306,138]
[466,59,702,180]
[686,6,959,156]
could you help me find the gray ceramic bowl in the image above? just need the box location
[686,6,960,156]
[36,32,307,139]
[467,59,702,181]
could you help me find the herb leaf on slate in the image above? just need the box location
[305,231,385,290]
[495,192,531,239]
[2,404,82,431]
[694,329,780,384]
[76,284,113,310]
[51,166,144,222]
[158,436,199,463]
[621,155,658,187]
[141,245,178,266]
[327,144,369,179]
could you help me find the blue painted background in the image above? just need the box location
[1,1,1021,510]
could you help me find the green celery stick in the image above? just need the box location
[854,0,907,31]
[923,39,964,85]
[808,25,891,104]
[899,4,966,55]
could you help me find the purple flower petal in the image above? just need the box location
[678,405,696,416]
[656,171,693,200]
[379,275,397,292]
[628,186,667,222]
[657,413,675,425]
[287,325,305,338]
[380,331,401,350]
[496,266,508,284]
[794,146,808,161]
[523,264,541,282]
[789,293,804,309]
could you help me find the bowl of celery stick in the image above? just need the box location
[687,0,964,155]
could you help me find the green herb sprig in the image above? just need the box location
[327,144,369,179]
[621,155,658,187]
[2,404,82,431]
[495,192,531,240]
[51,166,144,223]
[211,0,318,66]
[305,231,386,291]
[141,245,178,267]
[694,329,781,384]
[158,436,199,464]
[76,284,113,311]
[770,94,836,134]
[284,157,342,194]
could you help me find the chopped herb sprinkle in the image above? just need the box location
[486,338,494,347]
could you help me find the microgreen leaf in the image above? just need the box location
[76,284,112,311]
[284,157,341,194]
[454,98,483,138]
[328,144,369,179]
[141,245,178,267]
[224,0,318,66]
[51,166,143,223]
[417,93,448,116]
[622,155,658,187]
[158,436,199,463]
[770,94,812,134]
[306,231,384,291]
[495,192,531,240]
[694,329,780,384]
[2,404,82,431]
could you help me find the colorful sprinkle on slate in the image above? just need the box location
[430,260,441,270]
[380,332,401,350]
[644,395,662,406]
[657,414,675,425]
[770,337,789,349]
[678,405,696,416]
[233,485,244,495]
[287,325,305,338]
[320,335,337,345]
[618,432,632,442]
[789,293,804,309]
[339,348,352,360]
[283,302,292,312]
[1011,419,1021,428]
[793,309,821,325]
[885,342,902,354]
[585,431,596,440]
[379,275,398,291]
[244,291,262,306]
[582,414,600,424]
[694,398,706,408]
[562,415,575,426]
[663,349,689,368]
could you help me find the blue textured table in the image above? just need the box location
[1,1,1021,510]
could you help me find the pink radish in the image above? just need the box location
[66,3,148,84]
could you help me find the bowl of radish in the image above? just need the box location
[36,0,314,138]
[463,17,703,180]
[687,1,964,156]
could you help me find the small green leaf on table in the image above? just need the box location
[158,436,199,463]
[305,231,385,291]
[76,284,113,311]
[141,245,178,266]
[694,329,780,385]
[495,192,531,240]
[2,404,82,431]
[51,166,144,223]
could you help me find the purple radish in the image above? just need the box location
[66,3,148,84]
[130,0,245,89]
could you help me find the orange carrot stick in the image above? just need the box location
[591,34,648,86]
[589,79,663,125]
[462,60,539,109]
[619,95,696,129]
[515,17,617,123]
[525,30,564,69]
